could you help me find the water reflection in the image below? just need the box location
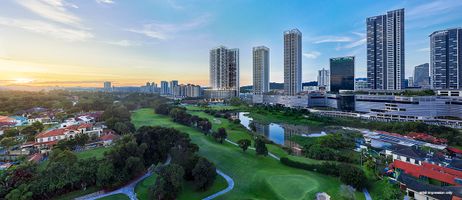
[237,112,332,155]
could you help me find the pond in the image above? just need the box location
[237,112,333,146]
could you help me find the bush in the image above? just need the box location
[339,163,367,189]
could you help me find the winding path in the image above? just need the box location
[76,155,171,200]
[202,169,234,200]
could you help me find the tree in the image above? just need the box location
[228,97,242,106]
[212,128,227,143]
[377,179,403,200]
[96,161,115,188]
[192,157,217,191]
[30,121,44,133]
[5,184,33,200]
[237,139,251,152]
[0,137,18,151]
[339,164,366,189]
[152,164,185,200]
[255,138,268,156]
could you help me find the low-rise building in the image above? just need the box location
[35,124,103,148]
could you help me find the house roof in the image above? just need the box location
[100,133,119,141]
[448,147,462,155]
[36,129,68,138]
[398,172,454,200]
[394,146,428,160]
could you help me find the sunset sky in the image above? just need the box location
[0,0,461,88]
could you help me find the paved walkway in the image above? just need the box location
[77,156,171,200]
[202,169,234,200]
[363,188,372,200]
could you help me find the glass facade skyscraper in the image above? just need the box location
[413,63,430,88]
[367,8,405,90]
[430,28,462,89]
[330,56,355,93]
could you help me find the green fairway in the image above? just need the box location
[97,193,130,200]
[132,108,365,199]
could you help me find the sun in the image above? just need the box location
[13,78,34,84]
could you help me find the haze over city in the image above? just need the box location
[1,0,461,88]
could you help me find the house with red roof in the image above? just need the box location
[388,145,462,187]
[35,123,103,148]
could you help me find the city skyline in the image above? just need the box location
[1,0,462,88]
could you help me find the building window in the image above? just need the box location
[406,157,410,162]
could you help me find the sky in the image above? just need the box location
[0,0,461,88]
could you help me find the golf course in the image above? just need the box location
[132,108,366,199]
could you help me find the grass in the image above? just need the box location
[135,174,157,200]
[40,147,110,171]
[76,147,110,160]
[97,194,130,200]
[132,108,365,199]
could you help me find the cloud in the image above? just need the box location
[303,51,321,59]
[15,0,81,26]
[96,0,115,4]
[312,36,352,44]
[407,0,462,20]
[417,47,430,52]
[336,37,366,50]
[167,0,183,10]
[128,14,211,40]
[0,17,93,41]
[105,40,140,47]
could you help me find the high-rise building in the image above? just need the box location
[252,46,270,95]
[209,46,239,97]
[408,77,414,87]
[317,68,330,91]
[430,28,462,89]
[330,56,355,93]
[284,29,302,95]
[160,81,169,95]
[103,81,112,92]
[170,80,179,95]
[414,63,430,88]
[367,8,405,90]
[355,78,368,91]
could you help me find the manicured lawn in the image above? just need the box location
[97,193,130,200]
[76,147,110,160]
[132,108,365,199]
